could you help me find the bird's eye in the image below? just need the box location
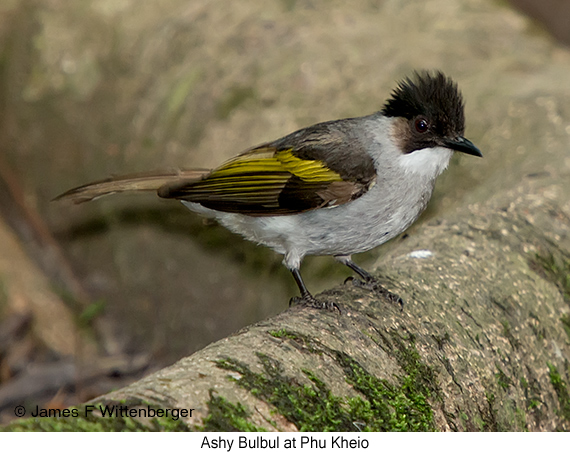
[414,117,429,133]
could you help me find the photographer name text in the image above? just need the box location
[27,405,194,420]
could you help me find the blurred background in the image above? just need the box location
[1,0,569,423]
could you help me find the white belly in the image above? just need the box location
[181,175,433,268]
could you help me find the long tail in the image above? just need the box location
[53,169,209,204]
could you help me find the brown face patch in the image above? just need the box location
[390,116,441,155]
[390,117,413,154]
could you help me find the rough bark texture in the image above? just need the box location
[2,0,570,432]
[78,177,570,431]
[7,174,570,431]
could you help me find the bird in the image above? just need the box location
[55,71,482,311]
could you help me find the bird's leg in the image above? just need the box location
[289,267,340,312]
[335,255,403,309]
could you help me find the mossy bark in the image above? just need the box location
[6,173,570,432]
[96,176,570,431]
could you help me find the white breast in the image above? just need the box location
[397,146,453,178]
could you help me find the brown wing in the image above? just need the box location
[53,169,208,204]
[158,131,376,216]
[55,118,378,214]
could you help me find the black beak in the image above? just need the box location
[442,136,483,157]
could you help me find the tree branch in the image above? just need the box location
[8,175,570,432]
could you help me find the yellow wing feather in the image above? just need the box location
[209,147,343,184]
[158,146,363,216]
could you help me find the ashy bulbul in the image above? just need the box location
[56,71,482,310]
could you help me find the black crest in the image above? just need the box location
[382,71,466,136]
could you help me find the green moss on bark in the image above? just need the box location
[201,391,265,432]
[213,329,437,431]
[548,363,570,422]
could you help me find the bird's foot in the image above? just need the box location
[345,276,404,310]
[290,294,341,313]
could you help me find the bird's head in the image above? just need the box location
[382,71,482,160]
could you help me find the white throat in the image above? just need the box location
[397,146,453,178]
